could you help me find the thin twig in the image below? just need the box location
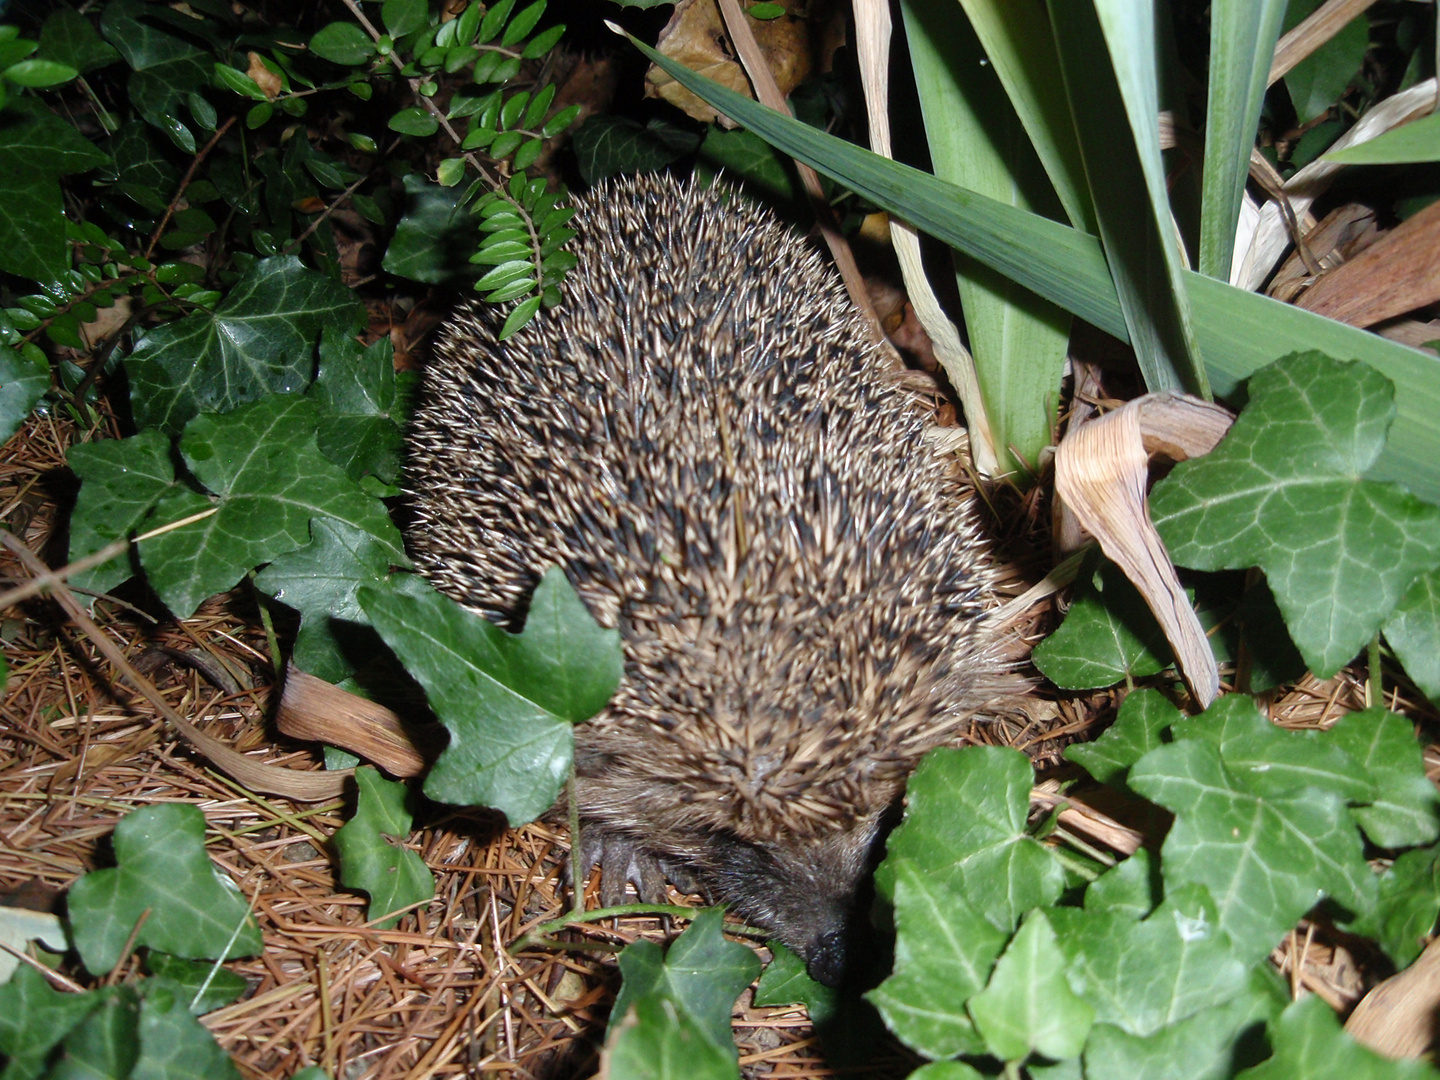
[145,116,239,260]
[0,508,218,611]
[282,172,371,256]
[0,532,349,801]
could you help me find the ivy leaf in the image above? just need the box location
[1065,688,1179,787]
[38,9,121,74]
[1128,740,1376,962]
[697,127,796,204]
[1050,884,1248,1038]
[605,909,759,1077]
[1083,848,1161,920]
[332,767,434,929]
[1171,694,1373,802]
[909,1066,988,1080]
[0,907,67,985]
[752,944,835,1027]
[876,747,1064,933]
[1150,353,1440,678]
[382,175,478,285]
[866,859,1008,1059]
[133,982,242,1080]
[99,0,211,151]
[967,910,1094,1063]
[143,954,247,1016]
[571,114,700,184]
[125,254,364,436]
[1238,994,1440,1080]
[0,98,109,282]
[138,395,404,617]
[0,966,101,1080]
[0,343,50,446]
[309,328,412,485]
[52,985,141,1080]
[255,517,402,683]
[1083,969,1287,1080]
[67,429,182,598]
[1383,567,1440,706]
[1031,558,1177,689]
[1325,709,1440,848]
[359,568,622,822]
[1347,844,1440,968]
[67,804,262,977]
[109,120,180,214]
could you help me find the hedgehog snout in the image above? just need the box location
[699,815,887,987]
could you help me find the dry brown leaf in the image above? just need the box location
[278,666,427,778]
[1346,935,1440,1059]
[645,0,811,127]
[246,51,282,100]
[1267,203,1378,304]
[1295,198,1440,327]
[1054,393,1234,706]
[78,293,134,350]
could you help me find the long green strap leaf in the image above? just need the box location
[951,0,1096,235]
[901,0,1070,479]
[625,32,1440,501]
[1201,0,1287,280]
[1059,1,1207,398]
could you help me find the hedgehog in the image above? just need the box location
[405,173,1017,986]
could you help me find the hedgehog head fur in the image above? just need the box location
[406,173,1018,986]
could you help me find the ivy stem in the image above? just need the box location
[567,774,584,918]
[1367,633,1382,709]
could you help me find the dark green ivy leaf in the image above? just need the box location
[571,114,700,185]
[0,342,50,446]
[0,965,102,1080]
[38,9,121,73]
[1050,884,1248,1038]
[382,175,479,285]
[359,568,622,822]
[1065,688,1179,788]
[0,98,109,282]
[143,954,248,1016]
[137,394,404,617]
[126,254,364,435]
[99,0,212,152]
[67,803,263,976]
[309,328,412,485]
[866,859,1008,1059]
[332,766,434,929]
[967,910,1094,1063]
[254,517,404,684]
[876,746,1063,933]
[1237,994,1440,1080]
[1347,844,1440,968]
[132,982,242,1080]
[1129,739,1376,963]
[1151,353,1440,678]
[1325,708,1440,848]
[605,909,760,1079]
[67,429,182,598]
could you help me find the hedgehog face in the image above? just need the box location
[697,813,889,987]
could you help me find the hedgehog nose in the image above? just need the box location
[806,930,847,988]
